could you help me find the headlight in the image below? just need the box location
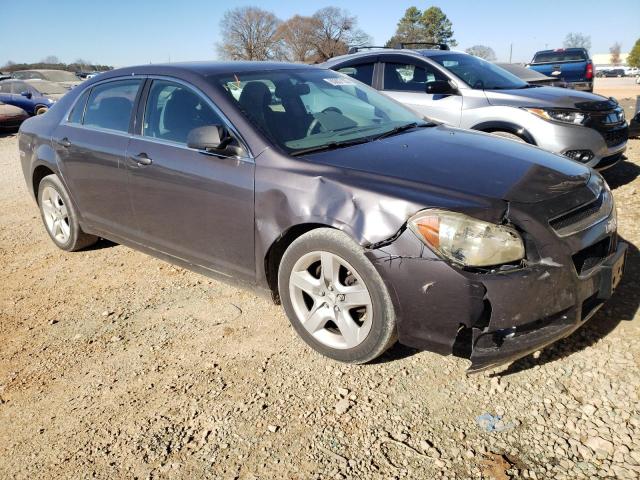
[525,108,588,125]
[408,209,525,267]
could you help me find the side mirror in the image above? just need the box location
[187,125,242,156]
[425,80,454,95]
[20,91,33,99]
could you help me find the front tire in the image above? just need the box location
[38,174,98,251]
[35,105,48,115]
[490,130,527,143]
[278,228,397,363]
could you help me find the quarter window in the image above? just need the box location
[83,79,142,132]
[383,62,445,92]
[68,89,90,124]
[336,63,375,86]
[143,80,222,144]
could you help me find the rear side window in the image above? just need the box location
[84,79,142,132]
[68,89,90,124]
[0,82,11,93]
[336,63,375,86]
[143,80,222,144]
[533,50,587,63]
[383,62,445,92]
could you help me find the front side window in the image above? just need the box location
[430,53,528,90]
[143,80,223,144]
[383,62,445,92]
[0,82,12,93]
[13,71,42,80]
[11,82,30,94]
[83,79,142,132]
[336,63,375,86]
[214,68,422,154]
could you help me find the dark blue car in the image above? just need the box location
[0,79,64,115]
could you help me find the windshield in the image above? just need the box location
[430,54,528,90]
[532,50,587,63]
[212,68,423,154]
[42,70,79,82]
[29,81,67,95]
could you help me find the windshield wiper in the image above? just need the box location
[372,122,432,140]
[289,138,371,157]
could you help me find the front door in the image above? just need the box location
[125,79,255,279]
[380,60,463,126]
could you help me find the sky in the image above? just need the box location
[1,0,638,67]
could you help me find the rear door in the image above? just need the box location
[125,78,255,279]
[52,78,143,237]
[379,56,463,126]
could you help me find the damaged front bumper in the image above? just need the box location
[366,204,626,373]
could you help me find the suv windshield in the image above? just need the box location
[532,50,587,63]
[213,68,424,155]
[430,54,528,90]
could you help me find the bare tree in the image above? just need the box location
[41,55,60,64]
[465,45,496,61]
[609,42,622,65]
[217,7,283,60]
[563,32,591,51]
[277,15,319,63]
[311,7,371,61]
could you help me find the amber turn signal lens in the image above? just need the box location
[416,217,440,248]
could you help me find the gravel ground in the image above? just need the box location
[0,128,639,479]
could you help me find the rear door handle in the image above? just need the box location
[56,137,71,148]
[130,153,153,166]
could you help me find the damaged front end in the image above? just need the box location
[365,177,626,373]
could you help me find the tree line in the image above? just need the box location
[2,56,112,73]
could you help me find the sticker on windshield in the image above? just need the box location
[324,77,356,86]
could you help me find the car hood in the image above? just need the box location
[484,86,613,109]
[304,125,590,204]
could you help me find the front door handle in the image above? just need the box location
[130,153,153,166]
[56,137,71,148]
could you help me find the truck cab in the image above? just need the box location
[527,48,593,92]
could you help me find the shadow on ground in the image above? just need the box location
[602,156,640,190]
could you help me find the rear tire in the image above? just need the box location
[37,174,98,251]
[35,105,48,115]
[278,228,397,363]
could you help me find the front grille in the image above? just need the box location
[550,192,605,233]
[572,237,610,274]
[602,126,629,147]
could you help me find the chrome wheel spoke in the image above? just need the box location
[341,286,371,308]
[290,270,321,297]
[336,311,360,347]
[320,251,340,286]
[303,303,329,333]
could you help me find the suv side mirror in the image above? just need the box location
[20,91,33,99]
[425,80,454,95]
[187,125,243,156]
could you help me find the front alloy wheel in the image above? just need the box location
[278,228,397,363]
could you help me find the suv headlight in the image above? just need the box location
[408,209,525,267]
[525,108,588,125]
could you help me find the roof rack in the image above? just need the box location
[347,42,450,55]
[346,46,392,54]
[399,42,450,51]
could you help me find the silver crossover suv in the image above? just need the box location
[324,47,628,169]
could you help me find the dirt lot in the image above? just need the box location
[594,77,640,104]
[0,128,639,479]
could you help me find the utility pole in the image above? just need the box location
[509,44,513,63]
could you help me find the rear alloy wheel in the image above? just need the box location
[38,174,98,251]
[278,228,396,363]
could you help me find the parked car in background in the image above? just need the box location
[11,69,82,89]
[0,101,29,129]
[0,72,11,81]
[324,47,627,169]
[17,62,626,372]
[602,68,626,78]
[496,63,567,87]
[527,48,593,92]
[0,79,65,115]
